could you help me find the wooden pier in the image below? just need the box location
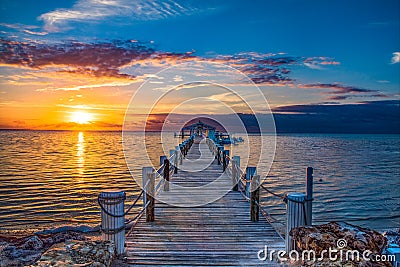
[123,137,285,266]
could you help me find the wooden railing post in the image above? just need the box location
[250,175,260,222]
[163,159,170,191]
[216,146,221,165]
[222,150,227,171]
[159,155,167,174]
[174,147,179,174]
[245,167,256,198]
[225,150,230,165]
[179,144,183,165]
[286,193,306,252]
[305,167,313,225]
[99,191,126,255]
[142,167,153,214]
[220,145,224,165]
[146,172,155,222]
[231,160,237,190]
[232,156,240,191]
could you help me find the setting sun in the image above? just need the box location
[70,111,94,124]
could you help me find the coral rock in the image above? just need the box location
[289,222,390,267]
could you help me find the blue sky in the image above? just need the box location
[0,0,399,131]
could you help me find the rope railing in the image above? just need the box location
[98,134,195,242]
[98,186,145,218]
[225,154,296,229]
[125,201,148,224]
[260,184,286,200]
[224,158,315,253]
[125,201,150,236]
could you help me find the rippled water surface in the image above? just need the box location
[0,131,398,232]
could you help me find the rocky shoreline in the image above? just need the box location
[289,222,399,267]
[0,225,117,267]
[35,240,115,267]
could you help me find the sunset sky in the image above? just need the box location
[0,0,399,131]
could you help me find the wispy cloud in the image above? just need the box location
[0,23,48,37]
[23,30,48,36]
[0,23,39,30]
[38,0,199,32]
[298,83,387,100]
[299,83,373,94]
[303,57,340,70]
[391,52,400,64]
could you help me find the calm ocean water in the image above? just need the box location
[0,131,398,233]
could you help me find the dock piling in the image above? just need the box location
[163,159,170,191]
[146,172,155,222]
[174,147,179,174]
[231,156,240,191]
[250,175,260,222]
[142,167,153,213]
[179,144,183,165]
[222,150,227,171]
[305,167,313,226]
[98,191,126,255]
[245,167,257,198]
[217,146,221,165]
[159,156,167,174]
[286,192,306,252]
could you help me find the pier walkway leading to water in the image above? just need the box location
[123,136,285,266]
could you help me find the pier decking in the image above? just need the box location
[124,137,285,266]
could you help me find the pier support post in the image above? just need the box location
[163,159,170,191]
[174,147,179,174]
[142,167,153,214]
[286,193,306,252]
[305,167,313,226]
[216,146,221,164]
[222,150,227,171]
[98,191,126,255]
[232,156,240,191]
[222,150,230,172]
[146,172,155,222]
[179,144,183,165]
[250,175,260,222]
[245,167,257,198]
[159,156,167,174]
[169,150,175,174]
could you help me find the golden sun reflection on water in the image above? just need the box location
[76,132,85,179]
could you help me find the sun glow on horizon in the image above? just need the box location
[69,111,94,124]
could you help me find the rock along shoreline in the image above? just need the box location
[0,225,118,267]
[1,222,399,266]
